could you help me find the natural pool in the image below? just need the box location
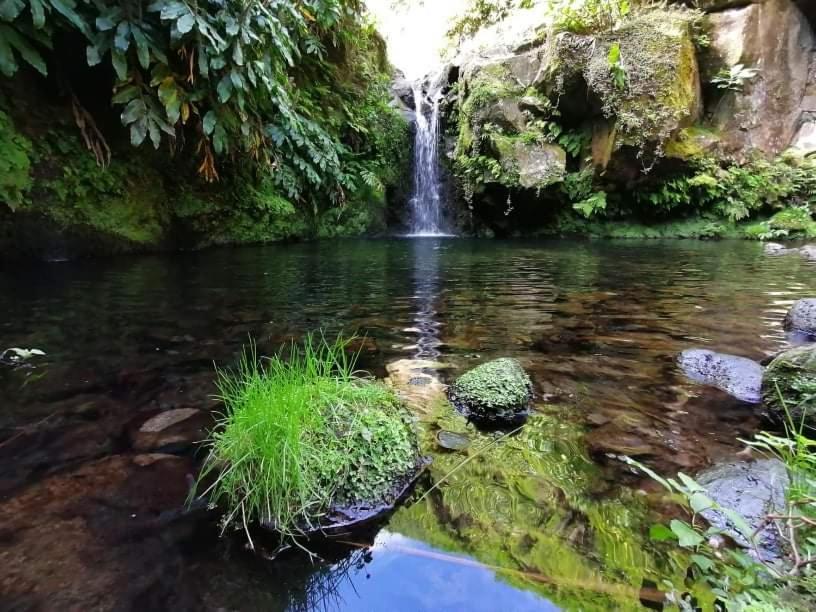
[1,238,814,610]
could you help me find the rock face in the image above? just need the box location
[678,349,764,403]
[451,7,704,196]
[448,358,532,425]
[492,136,566,188]
[784,298,816,337]
[706,0,816,157]
[696,458,789,561]
[762,345,816,427]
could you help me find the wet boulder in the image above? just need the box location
[763,242,791,255]
[696,458,789,561]
[799,245,816,261]
[678,349,763,403]
[762,345,816,428]
[784,298,816,338]
[448,358,532,425]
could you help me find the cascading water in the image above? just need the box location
[408,84,447,236]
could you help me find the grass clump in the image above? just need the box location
[196,335,419,541]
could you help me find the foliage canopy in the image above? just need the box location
[0,0,407,213]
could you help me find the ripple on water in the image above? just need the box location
[1,238,815,609]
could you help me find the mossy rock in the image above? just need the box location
[448,358,532,425]
[762,345,816,428]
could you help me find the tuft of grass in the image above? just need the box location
[194,334,418,543]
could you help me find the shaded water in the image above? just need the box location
[1,239,815,610]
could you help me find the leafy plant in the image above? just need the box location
[607,41,626,91]
[711,64,760,92]
[0,0,407,223]
[627,390,816,611]
[194,334,419,544]
[573,191,607,218]
[446,0,534,40]
[0,108,32,209]
[550,0,631,35]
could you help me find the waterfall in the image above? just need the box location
[408,84,447,236]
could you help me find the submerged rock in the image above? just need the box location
[436,430,471,451]
[784,298,816,337]
[762,344,816,428]
[763,242,790,255]
[696,459,789,561]
[130,408,211,452]
[385,359,448,415]
[800,245,816,261]
[448,358,532,425]
[678,349,763,403]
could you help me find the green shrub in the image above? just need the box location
[0,1,407,221]
[628,399,816,611]
[0,109,32,210]
[196,335,419,541]
[550,0,631,35]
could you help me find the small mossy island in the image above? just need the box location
[448,358,532,425]
[196,336,421,540]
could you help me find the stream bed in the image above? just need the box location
[1,238,815,610]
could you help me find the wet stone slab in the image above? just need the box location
[677,349,764,403]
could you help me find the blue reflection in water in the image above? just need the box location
[289,531,558,612]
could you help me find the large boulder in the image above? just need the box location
[696,458,789,561]
[784,298,816,337]
[584,11,702,148]
[491,136,567,188]
[705,0,815,156]
[448,358,532,425]
[762,345,816,427]
[678,349,764,403]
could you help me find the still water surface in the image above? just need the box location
[1,239,814,610]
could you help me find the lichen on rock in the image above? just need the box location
[448,358,532,424]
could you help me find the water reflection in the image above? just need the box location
[408,238,445,359]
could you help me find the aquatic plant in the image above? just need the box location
[195,335,419,544]
[628,395,816,611]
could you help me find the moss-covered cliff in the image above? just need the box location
[438,0,816,238]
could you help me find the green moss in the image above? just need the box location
[584,9,701,150]
[448,358,531,422]
[0,109,33,210]
[664,126,719,160]
[768,207,816,236]
[20,127,169,246]
[198,336,420,537]
[763,345,816,429]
